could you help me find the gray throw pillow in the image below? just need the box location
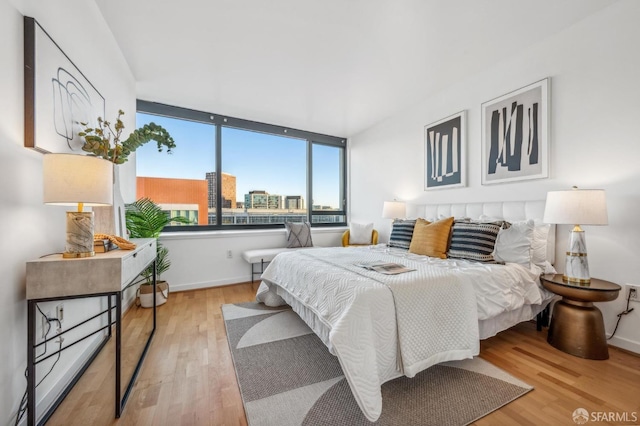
[285,222,313,248]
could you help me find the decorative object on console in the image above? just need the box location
[24,17,105,154]
[424,110,466,190]
[78,109,175,165]
[43,154,113,258]
[94,233,137,250]
[543,187,608,283]
[93,238,115,253]
[78,109,176,237]
[481,78,549,185]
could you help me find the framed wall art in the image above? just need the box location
[481,78,549,185]
[24,16,105,154]
[424,110,466,190]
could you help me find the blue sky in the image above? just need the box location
[135,113,341,207]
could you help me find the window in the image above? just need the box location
[135,101,346,230]
[221,127,306,225]
[312,143,345,224]
[135,112,215,227]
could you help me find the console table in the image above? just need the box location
[25,238,157,425]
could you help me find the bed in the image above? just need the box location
[255,201,556,421]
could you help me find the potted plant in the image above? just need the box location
[125,197,191,307]
[79,109,175,164]
[78,109,177,237]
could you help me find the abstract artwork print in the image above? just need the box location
[425,111,466,190]
[24,17,105,154]
[481,79,549,185]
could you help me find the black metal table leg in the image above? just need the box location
[27,301,36,426]
[115,293,122,417]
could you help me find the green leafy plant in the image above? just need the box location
[79,110,176,164]
[125,197,192,284]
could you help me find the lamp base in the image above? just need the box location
[65,211,95,258]
[564,226,590,284]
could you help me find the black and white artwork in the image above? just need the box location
[481,79,549,184]
[424,111,466,190]
[24,17,105,154]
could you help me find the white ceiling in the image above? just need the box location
[96,0,616,137]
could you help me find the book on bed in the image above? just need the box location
[354,261,415,275]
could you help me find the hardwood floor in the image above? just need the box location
[46,283,640,426]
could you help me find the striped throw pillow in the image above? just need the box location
[388,219,417,250]
[447,222,501,263]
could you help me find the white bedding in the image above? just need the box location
[256,245,552,421]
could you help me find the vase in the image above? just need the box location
[94,164,127,237]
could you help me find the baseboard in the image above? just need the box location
[608,335,640,355]
[170,275,250,292]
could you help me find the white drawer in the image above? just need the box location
[121,239,156,287]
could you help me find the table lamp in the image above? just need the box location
[543,187,608,284]
[43,154,113,258]
[382,201,406,221]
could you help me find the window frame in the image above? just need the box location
[136,100,347,231]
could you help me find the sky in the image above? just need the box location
[135,113,341,207]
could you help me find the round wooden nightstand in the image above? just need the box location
[541,274,621,360]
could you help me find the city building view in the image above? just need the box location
[137,173,342,226]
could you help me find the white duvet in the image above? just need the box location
[256,246,548,421]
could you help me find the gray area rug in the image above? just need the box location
[222,302,532,426]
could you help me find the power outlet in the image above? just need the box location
[628,284,640,302]
[56,304,64,323]
[226,250,233,259]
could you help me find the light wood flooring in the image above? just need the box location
[45,283,640,426]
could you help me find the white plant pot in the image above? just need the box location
[138,281,169,308]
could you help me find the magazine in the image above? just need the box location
[354,261,415,275]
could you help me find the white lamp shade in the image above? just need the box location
[382,201,406,219]
[543,189,608,225]
[43,154,113,206]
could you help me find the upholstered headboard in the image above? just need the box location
[418,200,555,263]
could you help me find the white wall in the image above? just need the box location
[161,228,344,291]
[0,0,135,423]
[349,1,640,354]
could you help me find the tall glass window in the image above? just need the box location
[135,113,215,226]
[312,143,345,224]
[135,101,346,230]
[221,127,307,225]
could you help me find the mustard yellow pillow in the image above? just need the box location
[409,217,454,258]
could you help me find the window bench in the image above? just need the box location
[242,248,307,283]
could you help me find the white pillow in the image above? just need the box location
[493,220,534,266]
[531,220,551,267]
[349,222,374,245]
